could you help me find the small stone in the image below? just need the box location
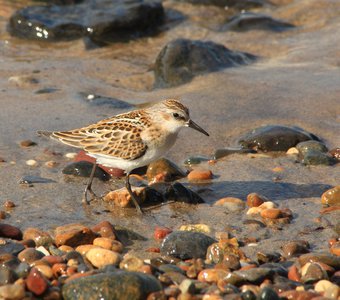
[103,187,145,207]
[20,140,37,147]
[246,193,265,207]
[23,228,53,247]
[3,200,16,209]
[0,265,18,285]
[18,248,44,264]
[26,267,48,296]
[75,244,100,255]
[288,265,301,282]
[314,280,339,299]
[54,223,97,247]
[330,242,340,256]
[197,268,230,283]
[45,161,59,168]
[161,231,215,260]
[0,224,22,240]
[298,253,340,269]
[154,227,172,240]
[282,241,309,257]
[301,150,336,166]
[183,156,210,165]
[301,262,327,283]
[8,75,39,87]
[0,283,25,300]
[119,255,144,271]
[35,264,53,279]
[329,147,340,160]
[179,224,211,234]
[62,161,110,181]
[260,208,282,219]
[233,268,274,284]
[93,237,117,250]
[214,197,245,211]
[257,287,280,300]
[147,158,186,182]
[296,140,328,155]
[188,169,213,181]
[85,248,121,268]
[286,147,299,155]
[92,221,117,239]
[26,159,38,166]
[65,152,77,159]
[321,186,340,207]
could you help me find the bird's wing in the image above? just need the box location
[48,118,147,161]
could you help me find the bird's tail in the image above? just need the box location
[37,130,53,138]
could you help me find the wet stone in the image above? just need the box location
[224,12,295,32]
[0,240,25,256]
[174,0,265,9]
[18,175,55,185]
[321,186,340,207]
[23,227,54,247]
[26,267,48,296]
[146,158,186,182]
[165,182,205,204]
[154,38,256,88]
[301,150,336,166]
[183,156,210,165]
[18,248,45,264]
[233,268,274,284]
[296,140,328,155]
[214,197,245,212]
[257,287,280,300]
[238,125,319,152]
[85,248,121,268]
[0,265,18,285]
[298,253,340,269]
[257,252,281,264]
[301,262,327,283]
[54,223,97,247]
[62,161,110,181]
[160,231,216,260]
[329,147,340,160]
[62,271,162,300]
[0,224,23,240]
[8,0,165,44]
[281,240,310,258]
[0,283,26,300]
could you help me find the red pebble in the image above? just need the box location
[146,247,160,253]
[154,226,172,240]
[26,267,48,296]
[288,265,301,282]
[0,223,23,240]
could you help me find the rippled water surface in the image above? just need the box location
[0,0,339,256]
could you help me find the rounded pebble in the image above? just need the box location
[321,186,340,206]
[26,267,48,296]
[85,248,121,268]
[188,169,213,181]
[260,208,282,219]
[26,159,38,166]
[314,279,339,298]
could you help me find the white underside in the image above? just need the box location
[88,131,179,173]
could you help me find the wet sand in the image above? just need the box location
[0,0,339,260]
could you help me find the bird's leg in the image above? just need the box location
[125,171,144,214]
[82,163,98,204]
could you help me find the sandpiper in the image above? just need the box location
[38,99,209,213]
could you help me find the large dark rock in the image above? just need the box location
[8,0,164,44]
[154,38,256,88]
[62,161,110,181]
[62,271,162,300]
[224,12,295,32]
[238,125,319,152]
[160,231,216,259]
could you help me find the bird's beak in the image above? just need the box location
[187,119,209,136]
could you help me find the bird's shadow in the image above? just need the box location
[195,180,333,203]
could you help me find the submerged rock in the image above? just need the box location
[238,125,319,152]
[154,38,256,88]
[62,161,110,181]
[296,140,335,165]
[160,231,215,259]
[9,0,164,44]
[224,12,295,32]
[146,158,186,182]
[174,0,265,9]
[321,186,340,207]
[62,271,162,300]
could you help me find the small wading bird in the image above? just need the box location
[38,99,209,214]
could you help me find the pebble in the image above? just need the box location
[23,227,53,247]
[75,244,100,255]
[301,262,328,283]
[214,197,245,211]
[62,271,162,299]
[286,147,299,155]
[188,168,213,181]
[26,267,48,296]
[0,283,26,300]
[26,159,38,166]
[19,139,37,147]
[161,231,216,260]
[233,268,274,284]
[260,208,282,219]
[282,240,310,257]
[321,186,340,206]
[298,253,340,269]
[45,160,59,168]
[35,264,53,279]
[179,224,211,234]
[146,158,186,182]
[92,221,117,239]
[329,147,340,160]
[62,161,110,181]
[18,248,44,265]
[154,227,173,240]
[314,279,339,298]
[238,125,318,152]
[197,268,230,283]
[85,248,121,268]
[54,223,97,247]
[330,242,340,256]
[119,255,144,271]
[0,224,22,240]
[103,187,145,207]
[65,152,77,159]
[246,193,266,207]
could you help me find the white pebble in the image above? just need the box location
[26,159,38,166]
[286,147,299,155]
[315,280,339,299]
[65,152,77,159]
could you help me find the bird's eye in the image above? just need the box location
[173,113,180,119]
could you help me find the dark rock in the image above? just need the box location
[213,147,255,159]
[19,175,55,184]
[62,271,162,300]
[0,240,25,256]
[0,265,18,285]
[257,251,281,264]
[296,140,328,154]
[18,248,45,264]
[35,88,60,94]
[298,253,340,269]
[0,224,23,240]
[62,161,110,181]
[224,12,295,32]
[8,0,165,44]
[301,150,336,166]
[257,287,280,300]
[20,139,37,147]
[154,38,256,88]
[301,263,328,284]
[174,0,265,9]
[233,268,274,284]
[160,231,215,259]
[259,263,288,277]
[14,262,30,278]
[240,290,256,300]
[238,125,319,152]
[79,93,134,109]
[281,240,310,258]
[165,182,205,204]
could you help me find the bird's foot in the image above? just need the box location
[82,188,100,205]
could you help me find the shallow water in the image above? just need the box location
[0,0,339,259]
